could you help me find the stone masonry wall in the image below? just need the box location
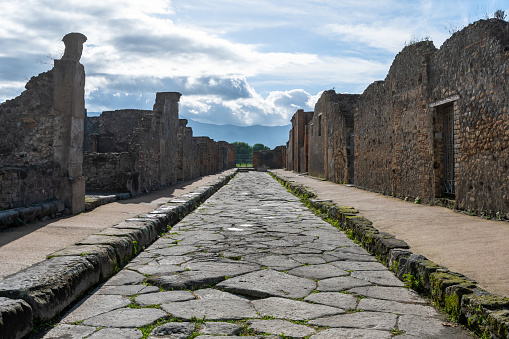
[427,19,509,216]
[84,92,181,195]
[287,19,508,218]
[0,33,87,213]
[288,109,314,173]
[308,91,358,184]
[83,152,138,194]
[177,119,199,182]
[355,41,436,200]
[355,19,509,217]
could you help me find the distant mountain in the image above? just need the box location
[186,119,290,149]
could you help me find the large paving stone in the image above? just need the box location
[243,254,303,270]
[161,299,258,320]
[182,260,261,277]
[304,292,357,310]
[83,308,168,327]
[148,322,195,338]
[330,261,387,271]
[252,297,343,320]
[199,322,243,335]
[147,271,231,290]
[149,245,200,256]
[135,291,196,306]
[216,269,316,299]
[105,269,146,286]
[193,288,249,301]
[317,276,372,291]
[347,286,426,304]
[309,328,392,339]
[398,314,463,338]
[309,311,398,330]
[358,298,439,317]
[88,328,143,339]
[287,263,350,279]
[95,284,159,296]
[41,324,96,339]
[61,294,131,324]
[327,252,377,262]
[248,319,316,338]
[350,270,404,287]
[128,263,187,276]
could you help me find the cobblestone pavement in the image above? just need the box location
[40,172,472,339]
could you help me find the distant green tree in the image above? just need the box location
[232,141,253,154]
[253,143,270,152]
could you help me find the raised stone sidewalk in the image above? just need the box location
[39,172,471,338]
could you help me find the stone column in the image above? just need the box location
[52,33,87,214]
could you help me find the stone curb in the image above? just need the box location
[0,169,237,339]
[0,191,130,229]
[84,192,131,211]
[0,201,65,229]
[270,170,509,339]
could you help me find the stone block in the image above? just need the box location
[77,235,134,267]
[429,271,476,307]
[0,297,32,339]
[0,256,100,321]
[50,244,118,280]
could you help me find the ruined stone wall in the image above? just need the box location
[83,115,99,152]
[227,144,236,169]
[217,141,230,171]
[355,41,436,200]
[0,33,87,213]
[253,146,286,169]
[86,109,158,194]
[177,119,199,182]
[427,19,509,215]
[308,91,358,183]
[195,137,213,176]
[287,109,314,173]
[0,72,60,209]
[354,19,509,217]
[83,152,138,194]
[84,92,181,195]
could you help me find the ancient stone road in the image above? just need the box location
[41,172,471,339]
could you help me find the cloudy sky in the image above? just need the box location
[1,0,507,126]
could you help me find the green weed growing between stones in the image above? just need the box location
[402,273,423,292]
[390,328,405,336]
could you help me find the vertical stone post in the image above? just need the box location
[154,92,181,187]
[52,33,87,214]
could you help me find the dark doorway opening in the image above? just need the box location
[443,105,455,195]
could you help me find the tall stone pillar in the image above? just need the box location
[52,33,87,214]
[154,92,181,186]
